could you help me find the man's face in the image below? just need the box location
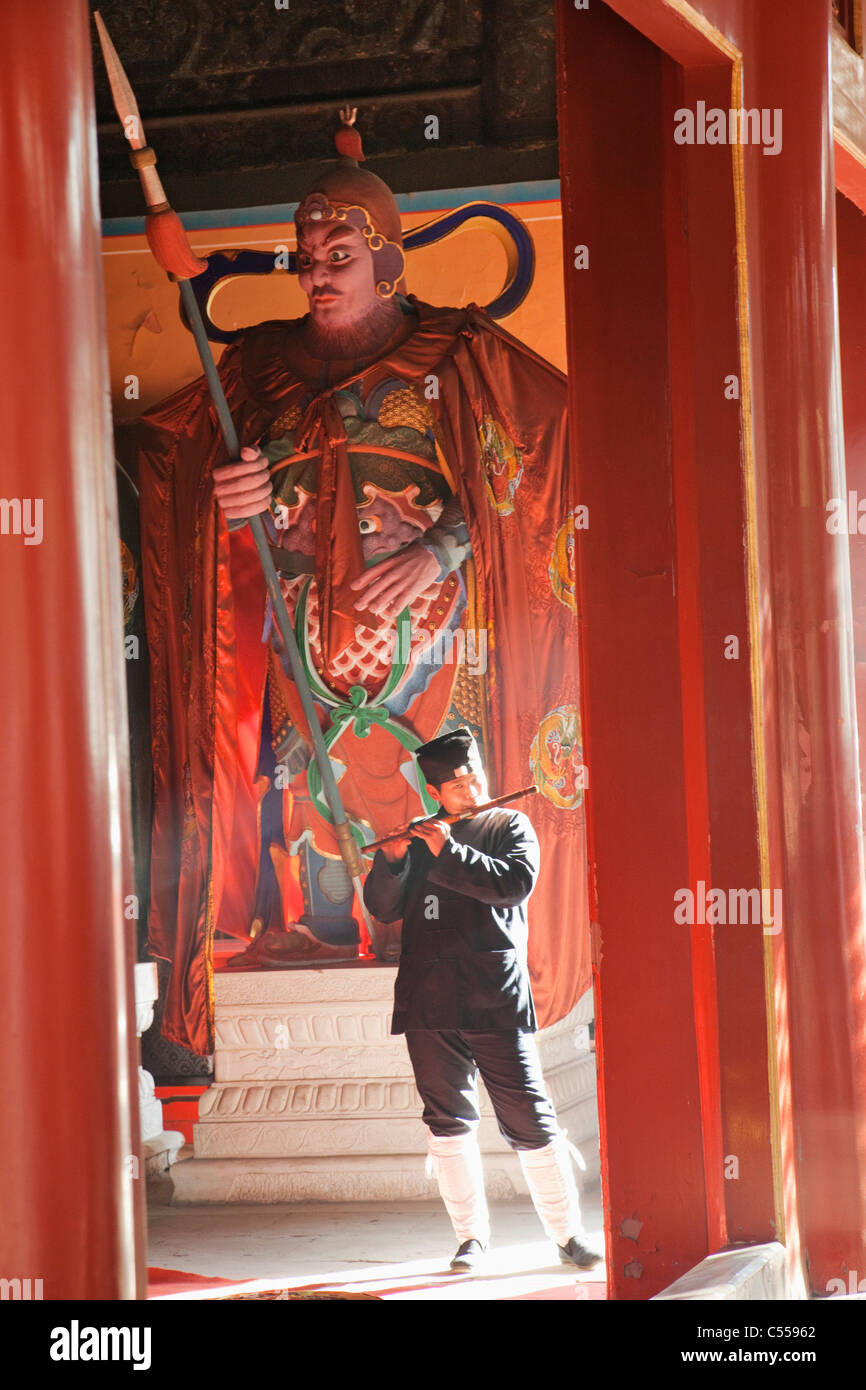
[296,220,378,332]
[427,767,488,816]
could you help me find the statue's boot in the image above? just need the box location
[226,915,359,968]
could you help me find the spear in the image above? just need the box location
[94,12,380,953]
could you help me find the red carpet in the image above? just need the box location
[149,1267,247,1296]
[148,1264,604,1301]
[148,1268,381,1300]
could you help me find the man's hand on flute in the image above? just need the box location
[380,817,451,862]
[380,830,413,864]
[213,446,273,520]
[409,818,451,858]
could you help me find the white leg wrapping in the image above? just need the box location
[518,1135,586,1246]
[427,1132,490,1245]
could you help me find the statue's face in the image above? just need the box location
[296,220,377,333]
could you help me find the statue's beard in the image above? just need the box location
[303,293,402,361]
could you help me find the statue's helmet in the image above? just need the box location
[294,107,405,298]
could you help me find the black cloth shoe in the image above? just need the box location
[450,1239,487,1270]
[558,1235,603,1269]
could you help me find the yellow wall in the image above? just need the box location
[102,197,566,421]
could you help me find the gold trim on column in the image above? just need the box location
[607,0,740,64]
[662,0,741,61]
[727,54,786,1245]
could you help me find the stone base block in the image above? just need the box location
[651,1242,803,1300]
[170,964,599,1204]
[170,1150,529,1204]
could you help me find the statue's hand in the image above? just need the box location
[350,541,441,619]
[213,446,273,520]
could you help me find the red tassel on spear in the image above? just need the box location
[94,13,206,281]
[93,12,380,952]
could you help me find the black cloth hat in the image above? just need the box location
[415,728,483,787]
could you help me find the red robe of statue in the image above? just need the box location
[137,298,590,1053]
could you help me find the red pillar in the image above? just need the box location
[555,2,712,1298]
[0,0,146,1298]
[746,0,866,1291]
[555,0,866,1297]
[837,192,866,852]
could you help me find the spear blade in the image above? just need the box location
[95,11,206,279]
[94,11,146,150]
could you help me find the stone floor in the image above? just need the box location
[146,1179,607,1301]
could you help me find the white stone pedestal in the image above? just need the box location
[135,961,185,1177]
[170,964,598,1203]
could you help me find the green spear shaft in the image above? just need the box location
[94,11,379,952]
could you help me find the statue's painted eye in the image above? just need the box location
[329,249,350,263]
[359,517,380,534]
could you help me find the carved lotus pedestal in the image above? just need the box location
[169,964,598,1203]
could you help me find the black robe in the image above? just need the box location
[363,808,540,1033]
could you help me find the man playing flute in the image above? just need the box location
[363,728,601,1272]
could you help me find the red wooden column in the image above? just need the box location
[744,0,866,1291]
[555,2,712,1299]
[837,192,866,864]
[0,0,146,1298]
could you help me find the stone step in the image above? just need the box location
[198,1064,596,1132]
[170,1151,530,1204]
[194,1096,596,1160]
[175,967,600,1201]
